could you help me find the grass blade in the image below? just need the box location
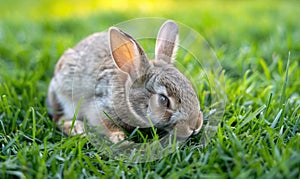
[239,105,266,129]
[271,109,282,128]
[31,107,36,142]
[279,52,290,106]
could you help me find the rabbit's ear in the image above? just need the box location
[155,20,179,64]
[109,27,150,79]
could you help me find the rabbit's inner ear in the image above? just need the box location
[109,27,139,75]
[109,27,150,79]
[155,20,179,64]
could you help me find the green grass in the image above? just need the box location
[1,0,300,178]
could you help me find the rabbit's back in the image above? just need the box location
[51,32,118,122]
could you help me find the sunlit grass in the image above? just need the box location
[1,0,298,23]
[0,0,173,20]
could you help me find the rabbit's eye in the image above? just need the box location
[159,94,170,108]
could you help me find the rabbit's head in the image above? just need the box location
[109,20,203,139]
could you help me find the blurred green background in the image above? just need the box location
[1,0,299,71]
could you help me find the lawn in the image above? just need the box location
[1,0,300,178]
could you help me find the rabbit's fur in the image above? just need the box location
[47,20,203,143]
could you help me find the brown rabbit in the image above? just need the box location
[47,20,203,143]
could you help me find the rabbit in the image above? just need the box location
[47,20,203,143]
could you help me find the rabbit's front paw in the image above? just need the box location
[109,131,126,143]
[62,120,85,136]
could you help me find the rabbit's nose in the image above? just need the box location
[192,111,203,135]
